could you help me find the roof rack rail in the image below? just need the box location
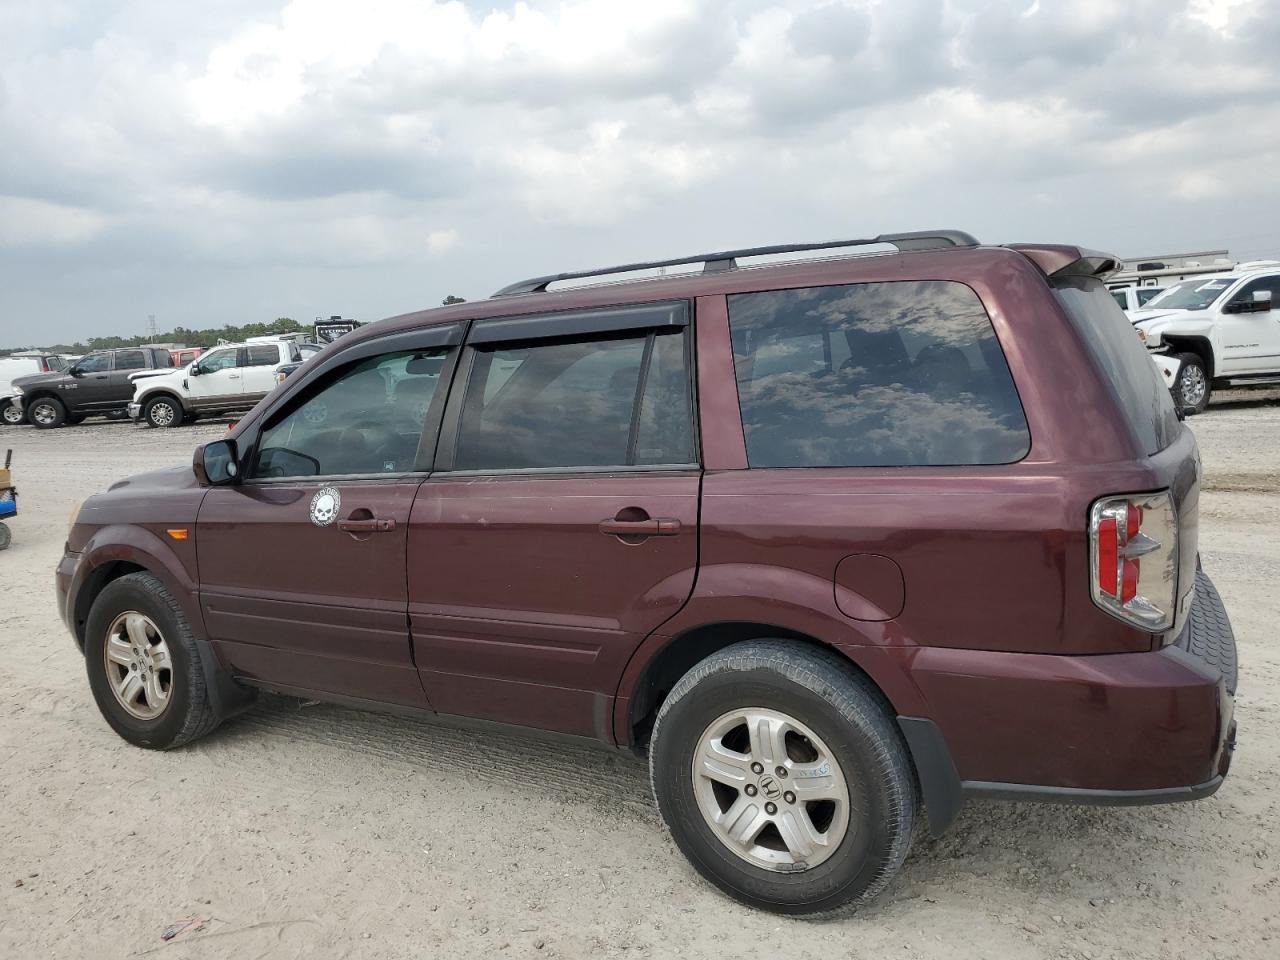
[491,230,980,298]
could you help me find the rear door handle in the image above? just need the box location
[598,517,681,537]
[337,517,397,533]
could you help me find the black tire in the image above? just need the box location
[27,396,66,429]
[143,395,183,429]
[1174,352,1210,415]
[649,641,916,917]
[0,523,10,550]
[65,413,86,425]
[84,572,222,749]
[105,410,128,420]
[1,401,25,426]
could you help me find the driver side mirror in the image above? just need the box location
[194,439,239,486]
[69,366,84,377]
[1252,290,1273,312]
[189,363,203,377]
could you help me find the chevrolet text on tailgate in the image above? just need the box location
[58,231,1238,916]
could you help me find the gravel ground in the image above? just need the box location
[1,395,1277,959]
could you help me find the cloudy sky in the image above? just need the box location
[1,0,1277,347]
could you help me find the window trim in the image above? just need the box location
[434,304,700,475]
[468,300,688,346]
[238,333,463,484]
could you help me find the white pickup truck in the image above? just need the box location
[1131,263,1280,414]
[128,340,302,427]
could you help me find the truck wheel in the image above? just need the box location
[1174,353,1209,415]
[84,573,223,749]
[28,397,66,429]
[1,402,25,426]
[143,396,182,428]
[0,523,10,550]
[649,641,916,917]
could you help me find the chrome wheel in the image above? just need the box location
[31,401,58,426]
[1179,363,1207,408]
[103,612,173,721]
[147,400,177,427]
[692,708,850,871]
[1,403,22,425]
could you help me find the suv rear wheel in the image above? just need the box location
[84,573,222,749]
[649,641,916,916]
[143,395,182,428]
[28,396,66,429]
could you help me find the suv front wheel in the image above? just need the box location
[143,395,183,429]
[84,573,223,749]
[649,641,916,916]
[28,396,66,429]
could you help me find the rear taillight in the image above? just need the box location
[1089,491,1178,630]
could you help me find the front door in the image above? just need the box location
[68,352,115,408]
[409,304,701,739]
[1218,275,1280,374]
[186,347,244,410]
[196,337,458,706]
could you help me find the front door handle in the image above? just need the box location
[598,517,681,537]
[338,517,397,533]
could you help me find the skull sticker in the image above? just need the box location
[309,486,341,527]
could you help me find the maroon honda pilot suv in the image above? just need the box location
[57,231,1237,916]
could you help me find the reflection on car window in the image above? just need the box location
[252,349,447,479]
[1143,278,1232,311]
[198,350,239,373]
[76,354,112,374]
[455,328,693,471]
[727,281,1030,467]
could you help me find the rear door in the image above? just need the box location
[409,302,700,739]
[242,344,286,400]
[196,326,461,705]
[107,350,150,408]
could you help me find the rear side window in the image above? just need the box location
[454,328,693,471]
[114,350,147,371]
[247,345,279,366]
[727,281,1030,467]
[1054,278,1179,455]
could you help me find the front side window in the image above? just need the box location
[1135,287,1164,307]
[75,353,111,374]
[727,280,1030,468]
[251,348,447,479]
[454,328,693,471]
[197,349,238,374]
[1227,276,1280,308]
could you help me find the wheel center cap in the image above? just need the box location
[757,774,782,801]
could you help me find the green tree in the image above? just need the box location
[442,295,466,305]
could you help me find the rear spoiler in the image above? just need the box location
[1006,244,1121,281]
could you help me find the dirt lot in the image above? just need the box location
[1,396,1277,960]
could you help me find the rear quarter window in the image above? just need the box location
[727,280,1030,467]
[1053,278,1180,456]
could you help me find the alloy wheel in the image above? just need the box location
[1179,364,1207,409]
[103,612,173,721]
[692,707,850,871]
[148,401,176,427]
[31,402,58,426]
[1,404,22,425]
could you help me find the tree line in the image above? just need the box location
[3,297,466,355]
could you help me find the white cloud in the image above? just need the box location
[0,196,106,247]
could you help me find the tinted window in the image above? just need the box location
[114,350,147,371]
[252,349,447,479]
[247,345,280,366]
[1136,287,1164,306]
[454,329,693,471]
[75,354,111,374]
[1111,291,1128,309]
[1055,278,1179,455]
[727,281,1030,468]
[1228,275,1280,306]
[197,349,238,373]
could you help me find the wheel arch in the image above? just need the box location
[617,622,905,752]
[1163,335,1215,378]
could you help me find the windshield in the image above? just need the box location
[1142,277,1235,311]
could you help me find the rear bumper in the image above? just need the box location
[895,570,1237,834]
